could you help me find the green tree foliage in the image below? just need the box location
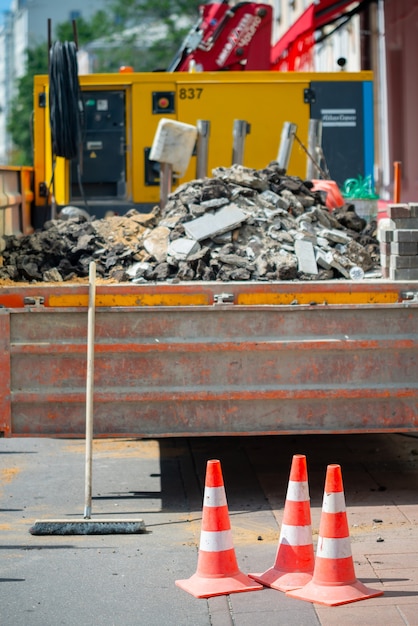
[92,0,200,72]
[7,0,200,163]
[110,0,199,24]
[7,45,48,165]
[6,14,113,165]
[55,12,114,48]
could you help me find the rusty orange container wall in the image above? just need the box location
[0,281,417,438]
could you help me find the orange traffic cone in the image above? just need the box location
[249,454,314,591]
[175,459,263,598]
[287,464,383,606]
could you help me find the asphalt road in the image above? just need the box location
[1,433,418,625]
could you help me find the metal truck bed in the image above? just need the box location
[1,281,417,437]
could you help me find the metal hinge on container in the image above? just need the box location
[24,296,45,307]
[213,292,234,304]
[304,88,316,104]
[39,182,48,197]
[400,291,418,303]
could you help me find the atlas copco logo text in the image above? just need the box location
[320,109,357,127]
[216,14,262,67]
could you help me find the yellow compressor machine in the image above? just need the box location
[32,69,374,225]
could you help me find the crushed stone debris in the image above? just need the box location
[0,163,380,284]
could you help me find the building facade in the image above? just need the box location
[383,0,418,202]
[270,0,418,202]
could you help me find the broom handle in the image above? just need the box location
[84,261,96,519]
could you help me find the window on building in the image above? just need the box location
[274,0,282,23]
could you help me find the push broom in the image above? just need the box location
[30,262,146,535]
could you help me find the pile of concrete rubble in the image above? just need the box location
[0,163,380,283]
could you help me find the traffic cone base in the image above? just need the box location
[176,571,263,599]
[250,567,312,592]
[287,578,383,607]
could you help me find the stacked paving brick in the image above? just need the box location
[379,203,418,279]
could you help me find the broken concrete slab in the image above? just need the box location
[183,205,248,241]
[315,248,333,270]
[167,237,201,261]
[320,228,352,245]
[295,239,318,274]
[143,226,170,262]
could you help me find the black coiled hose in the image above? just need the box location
[49,40,82,160]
